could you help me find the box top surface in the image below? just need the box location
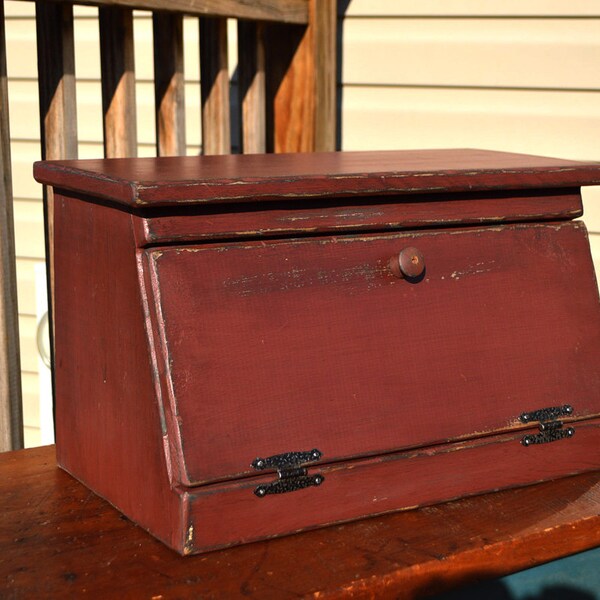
[33,149,600,209]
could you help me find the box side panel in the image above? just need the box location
[183,419,600,553]
[53,193,184,551]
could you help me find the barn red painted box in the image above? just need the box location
[34,149,600,555]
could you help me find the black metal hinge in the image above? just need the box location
[519,404,575,446]
[251,449,324,498]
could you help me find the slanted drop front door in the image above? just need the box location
[143,221,600,486]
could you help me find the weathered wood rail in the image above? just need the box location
[0,0,337,451]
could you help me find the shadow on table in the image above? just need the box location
[431,581,595,600]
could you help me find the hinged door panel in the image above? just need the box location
[144,222,600,485]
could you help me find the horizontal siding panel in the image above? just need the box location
[7,79,40,139]
[5,2,35,18]
[342,19,600,89]
[16,257,43,316]
[588,233,600,282]
[24,426,41,449]
[341,86,600,158]
[4,1,97,18]
[22,371,40,428]
[19,314,39,373]
[11,141,41,199]
[582,187,600,234]
[5,17,37,79]
[14,199,45,259]
[343,1,600,17]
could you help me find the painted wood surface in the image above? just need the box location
[146,222,600,486]
[32,149,600,207]
[52,192,183,550]
[0,0,22,451]
[42,149,600,553]
[182,419,600,552]
[3,445,600,597]
[139,189,583,244]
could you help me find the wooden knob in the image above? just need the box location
[389,247,425,279]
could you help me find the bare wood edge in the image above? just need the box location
[15,0,308,24]
[200,17,231,155]
[0,1,23,451]
[309,474,600,598]
[238,21,266,154]
[99,5,138,158]
[153,12,186,156]
[320,513,600,599]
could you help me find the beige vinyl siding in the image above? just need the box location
[5,0,600,445]
[339,3,600,276]
[343,1,600,17]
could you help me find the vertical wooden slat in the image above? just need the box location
[36,3,78,162]
[153,12,186,156]
[265,0,336,153]
[238,21,266,154]
[312,0,336,152]
[0,1,23,451]
[99,6,137,158]
[264,21,306,153]
[200,17,231,155]
[36,1,78,428]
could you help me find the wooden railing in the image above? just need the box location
[0,0,337,451]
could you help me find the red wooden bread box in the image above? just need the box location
[34,149,600,555]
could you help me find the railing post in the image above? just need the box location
[99,6,137,158]
[36,1,78,424]
[36,2,78,163]
[265,0,336,153]
[200,17,231,155]
[153,12,186,157]
[238,21,266,154]
[0,0,23,451]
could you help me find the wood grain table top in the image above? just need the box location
[2,445,600,599]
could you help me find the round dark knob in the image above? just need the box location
[389,247,425,279]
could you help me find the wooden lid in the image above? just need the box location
[33,149,600,209]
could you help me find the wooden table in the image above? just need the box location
[2,446,600,599]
